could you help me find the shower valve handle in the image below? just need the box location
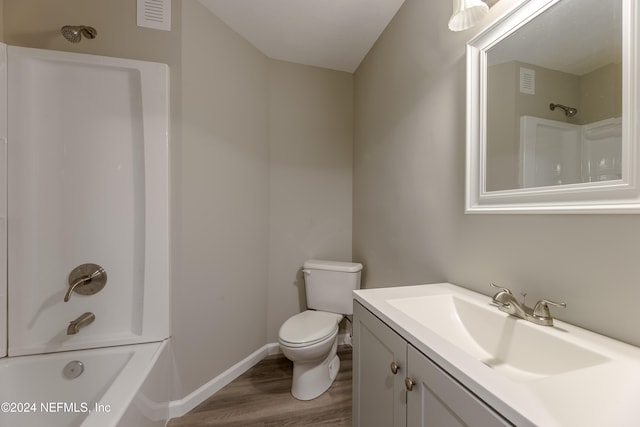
[64,275,92,302]
[64,263,107,302]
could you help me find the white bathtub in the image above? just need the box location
[0,340,170,427]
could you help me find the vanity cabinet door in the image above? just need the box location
[353,301,407,427]
[406,345,511,427]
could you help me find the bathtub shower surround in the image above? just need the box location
[0,43,171,426]
[6,45,170,356]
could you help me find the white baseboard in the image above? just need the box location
[168,333,351,419]
[168,342,281,419]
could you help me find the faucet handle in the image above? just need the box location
[490,283,514,306]
[490,283,513,295]
[533,299,566,319]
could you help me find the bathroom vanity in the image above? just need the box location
[352,299,509,427]
[352,283,640,426]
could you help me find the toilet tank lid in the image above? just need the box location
[303,259,363,273]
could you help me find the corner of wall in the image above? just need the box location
[0,0,4,43]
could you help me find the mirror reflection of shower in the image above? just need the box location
[549,103,578,118]
[61,25,97,43]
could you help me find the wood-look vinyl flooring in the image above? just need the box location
[168,346,352,427]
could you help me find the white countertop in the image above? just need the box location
[354,283,640,427]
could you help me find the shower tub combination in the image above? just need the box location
[0,44,171,426]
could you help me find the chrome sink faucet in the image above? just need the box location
[490,283,566,326]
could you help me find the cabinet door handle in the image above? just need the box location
[405,377,415,391]
[390,361,399,375]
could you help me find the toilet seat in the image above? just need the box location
[279,310,342,348]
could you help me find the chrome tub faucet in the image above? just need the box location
[67,312,95,335]
[490,283,566,326]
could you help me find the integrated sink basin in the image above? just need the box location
[387,294,608,382]
[354,282,640,426]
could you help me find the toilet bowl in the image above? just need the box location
[278,310,343,400]
[278,259,362,400]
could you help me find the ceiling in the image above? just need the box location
[197,0,406,73]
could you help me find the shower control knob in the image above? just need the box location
[64,263,107,302]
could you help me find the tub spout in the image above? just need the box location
[67,312,95,335]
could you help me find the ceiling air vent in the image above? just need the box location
[137,0,171,31]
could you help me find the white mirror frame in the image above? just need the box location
[466,0,640,213]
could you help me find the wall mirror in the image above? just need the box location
[466,0,640,213]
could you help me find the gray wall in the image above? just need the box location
[354,0,640,347]
[176,0,270,399]
[3,0,180,64]
[179,1,353,398]
[267,59,353,342]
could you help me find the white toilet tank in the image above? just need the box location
[302,260,363,315]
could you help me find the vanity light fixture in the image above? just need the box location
[448,0,489,32]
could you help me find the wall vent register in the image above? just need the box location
[137,0,171,31]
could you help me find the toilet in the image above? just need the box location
[278,259,363,400]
